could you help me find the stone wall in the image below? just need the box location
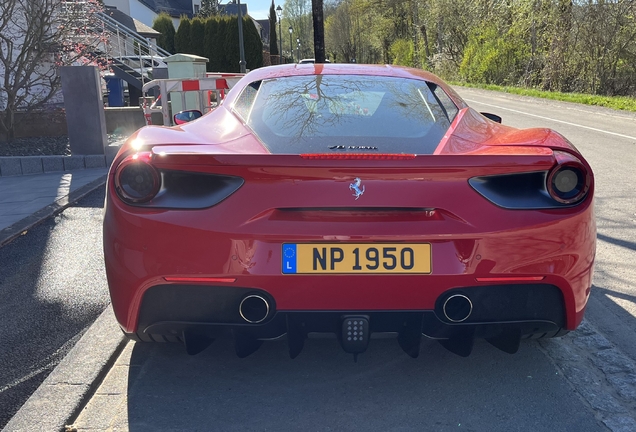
[0,107,164,142]
[0,109,68,141]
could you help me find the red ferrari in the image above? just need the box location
[103,64,595,359]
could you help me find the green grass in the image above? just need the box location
[449,81,636,112]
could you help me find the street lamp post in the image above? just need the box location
[288,26,293,63]
[275,5,282,64]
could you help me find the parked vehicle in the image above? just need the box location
[104,64,595,360]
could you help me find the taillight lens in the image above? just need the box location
[114,153,160,204]
[546,151,590,205]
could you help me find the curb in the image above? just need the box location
[0,144,121,177]
[2,306,128,432]
[0,155,106,177]
[0,175,108,247]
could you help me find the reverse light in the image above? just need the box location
[547,151,590,205]
[114,152,160,204]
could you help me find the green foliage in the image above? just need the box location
[223,17,263,72]
[152,13,176,54]
[451,82,636,113]
[243,16,264,70]
[190,18,206,58]
[389,39,413,67]
[210,17,229,71]
[174,17,192,54]
[459,24,529,85]
[318,0,636,99]
[204,18,221,72]
[282,0,313,60]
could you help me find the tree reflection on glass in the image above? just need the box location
[244,75,452,154]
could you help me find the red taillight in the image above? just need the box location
[114,152,160,204]
[300,153,416,160]
[547,151,590,205]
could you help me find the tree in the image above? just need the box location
[224,16,263,72]
[174,17,193,54]
[190,17,206,58]
[198,0,220,18]
[152,12,176,54]
[269,0,279,56]
[282,0,313,60]
[325,2,355,63]
[209,17,229,71]
[0,0,106,142]
[243,16,264,70]
[204,17,220,71]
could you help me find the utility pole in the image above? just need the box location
[237,0,246,72]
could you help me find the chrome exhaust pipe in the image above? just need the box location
[442,294,473,323]
[239,295,270,324]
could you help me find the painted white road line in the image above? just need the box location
[464,98,636,141]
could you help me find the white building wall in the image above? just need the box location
[129,0,160,28]
[102,0,191,31]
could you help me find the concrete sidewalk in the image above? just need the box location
[0,169,109,246]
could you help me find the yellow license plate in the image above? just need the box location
[282,243,431,274]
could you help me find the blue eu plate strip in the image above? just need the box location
[282,244,297,274]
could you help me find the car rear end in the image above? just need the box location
[103,68,595,357]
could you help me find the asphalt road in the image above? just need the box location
[72,89,636,431]
[4,89,636,431]
[459,88,636,358]
[0,188,110,429]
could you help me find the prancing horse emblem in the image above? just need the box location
[349,177,365,200]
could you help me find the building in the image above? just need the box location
[103,0,201,29]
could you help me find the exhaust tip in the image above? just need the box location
[443,294,473,323]
[239,295,270,324]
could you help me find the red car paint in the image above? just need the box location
[103,64,595,354]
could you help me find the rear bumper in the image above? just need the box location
[103,182,595,335]
[135,283,565,340]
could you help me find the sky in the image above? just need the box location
[244,0,277,21]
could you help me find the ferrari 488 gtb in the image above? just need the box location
[103,64,595,359]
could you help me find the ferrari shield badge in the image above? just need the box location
[349,178,365,200]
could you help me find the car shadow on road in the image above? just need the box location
[0,187,110,429]
[597,233,636,253]
[121,336,601,432]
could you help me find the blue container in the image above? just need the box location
[104,75,124,107]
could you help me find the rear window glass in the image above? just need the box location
[429,83,459,121]
[236,75,455,155]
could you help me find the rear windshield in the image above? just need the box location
[234,75,455,154]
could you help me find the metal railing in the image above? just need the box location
[60,1,171,89]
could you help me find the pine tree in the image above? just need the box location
[190,18,206,58]
[269,0,279,56]
[244,16,264,69]
[174,17,193,54]
[152,13,176,54]
[204,18,220,72]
